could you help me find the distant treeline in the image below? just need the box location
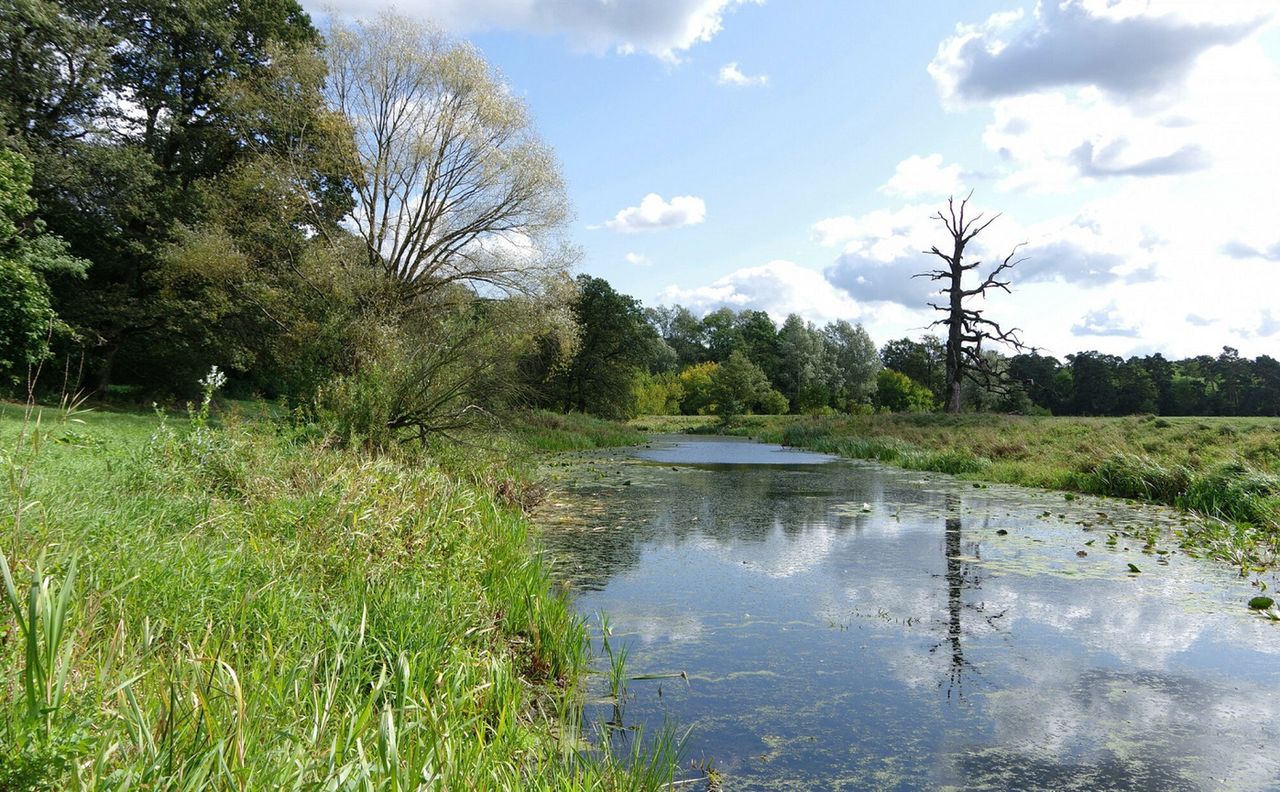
[522,281,1280,419]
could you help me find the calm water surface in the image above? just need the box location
[536,436,1280,791]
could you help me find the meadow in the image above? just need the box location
[0,400,673,790]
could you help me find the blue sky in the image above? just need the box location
[313,1,1280,359]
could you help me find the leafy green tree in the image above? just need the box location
[776,314,830,412]
[1114,359,1158,415]
[710,350,787,420]
[734,310,781,382]
[0,0,113,141]
[1136,353,1175,415]
[1211,347,1253,416]
[1008,353,1067,414]
[874,370,935,413]
[880,336,946,401]
[677,362,719,415]
[647,304,708,368]
[0,147,86,382]
[632,371,683,415]
[1068,351,1121,416]
[701,307,743,362]
[823,320,880,408]
[1247,356,1280,416]
[15,0,325,394]
[150,44,357,395]
[1169,374,1210,416]
[551,276,662,419]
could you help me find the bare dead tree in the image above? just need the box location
[915,193,1032,413]
[325,12,573,302]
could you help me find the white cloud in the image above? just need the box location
[657,259,863,325]
[929,0,1267,105]
[326,0,765,62]
[930,3,1280,194]
[624,251,652,266]
[1258,310,1280,337]
[880,154,966,198]
[598,193,706,233]
[1071,302,1141,337]
[717,61,768,87]
[978,89,1221,192]
[1221,239,1280,262]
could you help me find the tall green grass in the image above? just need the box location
[0,401,677,790]
[507,411,645,453]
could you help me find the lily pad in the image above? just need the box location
[1248,596,1275,610]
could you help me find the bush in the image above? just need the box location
[633,371,684,415]
[874,370,936,413]
[677,361,719,415]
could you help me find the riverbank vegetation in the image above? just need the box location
[0,397,677,788]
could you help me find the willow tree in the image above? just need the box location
[916,193,1030,413]
[324,11,572,301]
[322,13,575,439]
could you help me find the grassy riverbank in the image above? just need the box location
[0,403,673,790]
[632,413,1280,571]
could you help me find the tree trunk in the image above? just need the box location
[93,338,120,397]
[944,234,965,413]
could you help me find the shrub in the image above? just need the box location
[874,370,936,413]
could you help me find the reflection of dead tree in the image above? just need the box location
[940,512,968,697]
[930,495,1006,700]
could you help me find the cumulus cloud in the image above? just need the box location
[979,91,1230,191]
[1014,239,1131,286]
[657,259,863,325]
[624,251,652,266]
[1259,310,1280,337]
[812,202,1151,312]
[810,203,936,256]
[1071,303,1140,337]
[880,154,966,198]
[1221,240,1280,262]
[329,0,764,61]
[929,0,1265,104]
[717,61,768,87]
[598,193,706,233]
[1185,314,1214,327]
[824,253,939,307]
[1068,139,1210,178]
[930,3,1278,194]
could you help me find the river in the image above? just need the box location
[535,435,1280,791]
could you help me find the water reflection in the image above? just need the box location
[537,438,1280,791]
[940,495,968,697]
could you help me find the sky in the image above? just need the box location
[308,0,1280,360]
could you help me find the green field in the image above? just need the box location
[0,403,674,790]
[631,413,1280,572]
